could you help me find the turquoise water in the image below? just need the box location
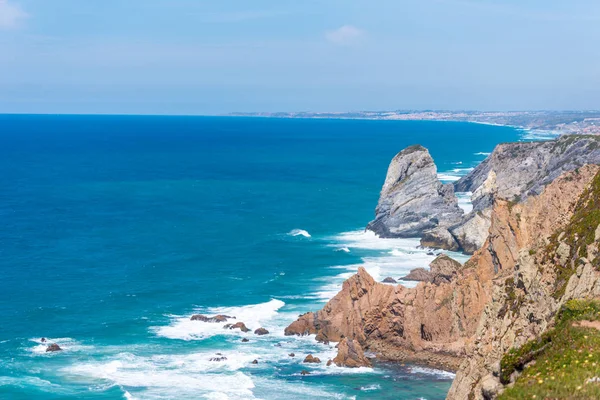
[0,115,530,399]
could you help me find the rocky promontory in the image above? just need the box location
[366,145,464,238]
[287,163,600,398]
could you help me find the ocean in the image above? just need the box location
[0,115,545,399]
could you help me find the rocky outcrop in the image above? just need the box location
[448,165,600,399]
[455,136,600,206]
[254,328,269,335]
[382,277,397,283]
[224,322,250,332]
[333,338,372,368]
[303,354,321,363]
[287,166,600,385]
[420,227,460,251]
[448,136,600,253]
[46,343,62,352]
[191,314,233,322]
[367,145,464,238]
[401,254,461,284]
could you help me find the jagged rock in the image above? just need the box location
[448,165,600,399]
[455,136,600,206]
[303,355,321,363]
[46,343,62,352]
[300,370,310,375]
[401,268,433,282]
[420,227,460,251]
[429,254,461,280]
[209,356,227,362]
[367,145,464,238]
[241,338,249,342]
[332,338,371,368]
[286,166,600,378]
[254,328,269,335]
[382,277,397,283]
[224,322,250,332]
[326,359,332,366]
[191,314,233,322]
[251,359,258,364]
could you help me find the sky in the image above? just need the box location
[1,0,600,114]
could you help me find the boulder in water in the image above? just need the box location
[333,338,371,368]
[224,322,250,332]
[254,327,269,335]
[46,343,62,352]
[303,354,321,363]
[191,314,234,322]
[382,277,397,283]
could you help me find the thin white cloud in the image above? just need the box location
[0,0,27,29]
[325,25,364,45]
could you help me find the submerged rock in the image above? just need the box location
[251,359,258,364]
[300,370,310,375]
[333,338,371,368]
[209,356,227,362]
[254,328,269,335]
[288,353,295,357]
[46,343,62,352]
[191,314,234,323]
[303,354,321,363]
[367,145,463,238]
[241,338,249,342]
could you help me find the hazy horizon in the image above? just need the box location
[2,0,600,114]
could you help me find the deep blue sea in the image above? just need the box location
[0,115,547,399]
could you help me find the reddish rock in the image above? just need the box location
[254,328,269,335]
[332,338,371,368]
[303,354,321,363]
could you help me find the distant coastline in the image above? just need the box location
[228,110,600,136]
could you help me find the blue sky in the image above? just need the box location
[1,0,599,114]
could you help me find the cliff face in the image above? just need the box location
[456,135,600,209]
[286,165,600,398]
[366,145,464,238]
[450,135,600,253]
[449,164,600,399]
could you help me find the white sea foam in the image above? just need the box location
[437,173,460,182]
[456,191,473,213]
[409,366,456,379]
[153,299,285,341]
[335,247,351,253]
[474,152,491,156]
[288,229,311,238]
[359,384,381,391]
[61,354,257,399]
[27,337,93,355]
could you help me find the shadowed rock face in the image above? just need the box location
[367,145,464,238]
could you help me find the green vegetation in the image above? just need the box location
[499,300,600,399]
[544,171,600,298]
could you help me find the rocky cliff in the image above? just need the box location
[287,164,600,399]
[366,145,464,238]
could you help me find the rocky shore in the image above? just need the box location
[285,135,600,399]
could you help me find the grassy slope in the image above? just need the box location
[499,300,600,399]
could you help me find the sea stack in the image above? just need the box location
[366,145,463,241]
